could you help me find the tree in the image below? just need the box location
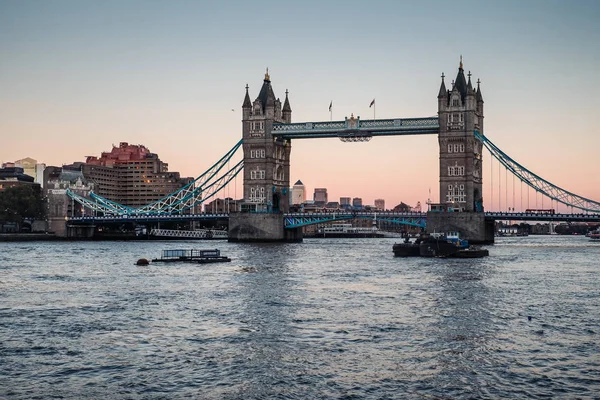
[0,185,45,224]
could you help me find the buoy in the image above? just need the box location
[136,258,149,266]
[527,316,532,321]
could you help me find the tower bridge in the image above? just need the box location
[67,58,600,242]
[230,58,490,242]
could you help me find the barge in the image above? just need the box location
[151,249,231,264]
[393,232,488,258]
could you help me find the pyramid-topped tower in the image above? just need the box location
[241,70,292,212]
[437,57,484,212]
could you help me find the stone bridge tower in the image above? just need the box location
[437,57,484,212]
[241,70,292,213]
[428,58,494,244]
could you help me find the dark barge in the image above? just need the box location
[151,249,231,264]
[393,232,489,258]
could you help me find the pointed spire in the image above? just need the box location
[453,57,468,100]
[256,70,274,111]
[438,72,447,98]
[467,70,473,92]
[282,88,291,112]
[242,83,251,108]
[476,78,484,102]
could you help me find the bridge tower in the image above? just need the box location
[437,57,484,212]
[428,58,494,243]
[229,70,300,242]
[240,70,292,213]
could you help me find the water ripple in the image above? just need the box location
[0,236,599,398]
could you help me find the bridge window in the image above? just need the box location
[250,170,265,180]
[249,149,265,158]
[448,166,465,176]
[249,186,265,203]
[452,97,460,107]
[447,184,466,203]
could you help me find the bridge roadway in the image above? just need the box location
[271,117,440,139]
[67,211,600,226]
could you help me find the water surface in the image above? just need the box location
[1,236,599,398]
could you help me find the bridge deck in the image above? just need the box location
[66,211,600,225]
[272,117,440,139]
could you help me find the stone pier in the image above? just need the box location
[426,211,494,244]
[228,213,302,242]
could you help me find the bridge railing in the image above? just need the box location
[273,117,439,135]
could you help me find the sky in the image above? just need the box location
[1,0,599,211]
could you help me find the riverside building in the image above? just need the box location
[75,142,192,208]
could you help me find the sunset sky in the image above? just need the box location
[1,0,599,211]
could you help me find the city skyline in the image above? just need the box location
[1,0,599,210]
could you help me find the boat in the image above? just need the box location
[394,232,487,258]
[453,246,490,258]
[392,236,420,257]
[151,249,231,264]
[308,222,384,238]
[419,232,469,257]
[588,227,600,241]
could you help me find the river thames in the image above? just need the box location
[1,236,598,399]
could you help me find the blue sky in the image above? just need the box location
[1,0,599,209]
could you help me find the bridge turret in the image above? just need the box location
[437,73,448,111]
[241,70,292,214]
[437,57,484,213]
[282,89,292,123]
[476,79,484,125]
[242,84,252,120]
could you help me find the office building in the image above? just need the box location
[314,188,328,204]
[291,180,306,205]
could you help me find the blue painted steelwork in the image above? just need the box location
[67,140,243,216]
[272,117,439,139]
[283,212,427,229]
[67,211,600,225]
[68,213,230,224]
[475,131,600,213]
[484,212,600,222]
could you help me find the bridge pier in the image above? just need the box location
[228,213,302,242]
[426,211,494,244]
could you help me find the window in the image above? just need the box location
[249,186,265,203]
[452,98,459,107]
[250,170,265,180]
[448,144,452,153]
[250,148,265,158]
[446,184,466,203]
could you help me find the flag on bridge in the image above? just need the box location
[329,101,332,112]
[369,99,375,108]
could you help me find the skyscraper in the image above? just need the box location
[374,199,385,210]
[291,180,306,205]
[314,188,328,204]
